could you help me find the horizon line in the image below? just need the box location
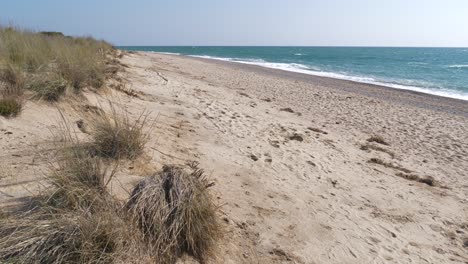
[116,45,468,49]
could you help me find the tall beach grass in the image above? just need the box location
[0,26,115,109]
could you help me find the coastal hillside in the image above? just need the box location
[1,31,468,263]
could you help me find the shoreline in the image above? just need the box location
[148,51,468,115]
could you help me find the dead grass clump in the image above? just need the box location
[0,211,128,263]
[127,163,221,263]
[368,158,411,173]
[395,172,436,186]
[307,127,328,135]
[367,135,389,145]
[360,143,395,158]
[92,104,149,159]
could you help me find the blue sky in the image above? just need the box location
[1,0,467,47]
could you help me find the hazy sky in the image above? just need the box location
[1,0,467,47]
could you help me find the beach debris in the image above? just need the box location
[360,143,395,158]
[289,133,304,142]
[307,127,328,134]
[269,140,281,148]
[368,158,411,173]
[395,172,436,186]
[280,107,294,113]
[250,154,259,161]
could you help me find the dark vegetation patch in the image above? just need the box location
[396,173,436,186]
[360,143,395,158]
[280,107,295,113]
[368,158,411,173]
[367,135,389,146]
[307,127,328,135]
[289,133,304,142]
[0,97,22,117]
[238,92,250,98]
[250,154,259,161]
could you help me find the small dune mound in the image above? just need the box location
[127,163,221,263]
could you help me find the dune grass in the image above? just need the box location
[0,26,115,107]
[0,211,128,264]
[0,105,222,262]
[0,97,22,117]
[92,103,149,160]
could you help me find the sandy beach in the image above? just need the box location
[1,51,467,263]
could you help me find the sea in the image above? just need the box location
[120,46,468,100]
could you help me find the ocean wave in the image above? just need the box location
[447,64,468,69]
[187,55,468,101]
[156,52,181,55]
[294,53,304,56]
[408,62,428,65]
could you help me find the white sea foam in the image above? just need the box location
[294,53,304,56]
[408,62,428,65]
[448,65,468,69]
[184,54,468,101]
[156,52,181,55]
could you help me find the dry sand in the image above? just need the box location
[1,51,467,263]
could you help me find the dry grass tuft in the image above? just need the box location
[0,65,24,117]
[0,97,22,117]
[45,112,118,211]
[28,74,67,101]
[46,144,117,211]
[368,158,411,173]
[360,143,395,158]
[127,163,221,263]
[395,172,436,186]
[0,211,132,263]
[92,103,149,160]
[367,135,389,145]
